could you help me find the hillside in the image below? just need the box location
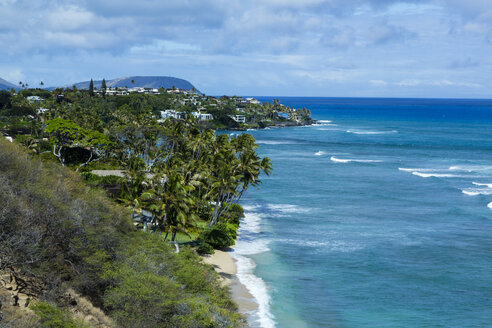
[0,139,243,327]
[67,76,200,92]
[0,77,18,90]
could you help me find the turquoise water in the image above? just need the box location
[232,98,492,328]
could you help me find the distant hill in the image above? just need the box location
[66,76,200,93]
[0,77,18,91]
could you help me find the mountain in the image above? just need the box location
[66,76,200,93]
[0,77,18,91]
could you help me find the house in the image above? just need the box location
[229,114,246,124]
[27,96,43,102]
[245,97,260,105]
[160,110,185,120]
[192,112,213,121]
[36,108,51,114]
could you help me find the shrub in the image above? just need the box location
[197,242,215,255]
[199,223,235,250]
[30,302,88,328]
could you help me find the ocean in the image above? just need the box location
[230,97,492,328]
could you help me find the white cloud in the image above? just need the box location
[0,0,490,97]
[370,79,388,86]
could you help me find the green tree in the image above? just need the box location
[89,79,94,97]
[101,78,107,97]
[44,118,110,169]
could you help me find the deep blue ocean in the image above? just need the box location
[230,97,492,328]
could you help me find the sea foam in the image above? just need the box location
[488,202,492,210]
[346,129,397,135]
[314,150,325,156]
[411,172,459,178]
[331,156,381,163]
[232,208,276,328]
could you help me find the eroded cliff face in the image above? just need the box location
[0,272,114,328]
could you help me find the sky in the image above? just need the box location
[1,0,491,98]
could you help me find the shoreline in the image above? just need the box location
[202,250,259,320]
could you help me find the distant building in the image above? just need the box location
[229,114,246,124]
[27,96,43,102]
[36,108,51,114]
[245,97,260,105]
[192,112,213,121]
[160,110,185,120]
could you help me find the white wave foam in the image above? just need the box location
[266,203,313,214]
[256,140,294,145]
[317,120,332,123]
[346,129,397,135]
[232,207,276,328]
[398,168,441,172]
[330,156,382,163]
[488,202,492,210]
[240,211,263,234]
[411,172,460,178]
[462,189,492,196]
[231,253,276,328]
[473,182,492,188]
[314,150,325,156]
[449,165,492,173]
[274,238,363,252]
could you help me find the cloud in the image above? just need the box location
[370,79,388,86]
[0,0,490,97]
[447,57,480,69]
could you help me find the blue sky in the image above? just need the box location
[1,0,491,97]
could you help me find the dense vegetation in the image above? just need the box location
[0,139,243,327]
[0,86,312,326]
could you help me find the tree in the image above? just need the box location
[89,79,94,97]
[44,118,110,169]
[101,78,107,97]
[40,81,44,87]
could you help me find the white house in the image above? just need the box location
[27,96,43,102]
[160,110,186,120]
[192,112,213,121]
[229,114,246,123]
[245,97,260,105]
[36,108,51,114]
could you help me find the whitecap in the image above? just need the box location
[488,202,492,210]
[256,140,295,145]
[462,189,492,196]
[314,151,325,156]
[346,129,397,135]
[273,238,363,252]
[331,156,382,163]
[473,182,492,188]
[266,203,313,214]
[398,168,441,172]
[449,165,492,173]
[317,120,332,123]
[411,172,460,178]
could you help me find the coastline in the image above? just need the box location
[203,250,259,320]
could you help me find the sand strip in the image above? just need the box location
[203,250,259,315]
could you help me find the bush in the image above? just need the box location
[197,242,215,255]
[102,233,243,327]
[199,223,235,250]
[30,302,88,328]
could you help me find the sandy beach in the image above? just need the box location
[203,249,258,316]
